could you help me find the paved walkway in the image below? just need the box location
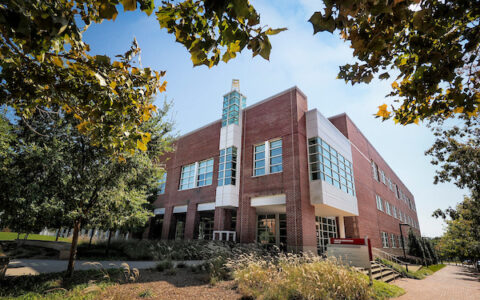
[5,259,204,276]
[393,265,480,300]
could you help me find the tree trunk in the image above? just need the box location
[89,229,94,248]
[16,232,20,240]
[24,233,29,240]
[66,219,81,278]
[105,229,113,256]
[55,229,60,242]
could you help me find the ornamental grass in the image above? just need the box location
[227,252,374,300]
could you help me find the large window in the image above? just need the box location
[179,158,214,190]
[218,147,237,186]
[316,216,337,253]
[253,139,283,176]
[179,163,195,190]
[197,158,214,187]
[308,137,355,196]
[158,172,167,194]
[197,211,214,240]
[222,91,245,126]
[392,205,398,219]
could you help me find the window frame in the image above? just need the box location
[179,158,214,191]
[253,138,283,177]
[158,172,167,195]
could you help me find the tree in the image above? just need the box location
[0,0,283,155]
[309,0,480,125]
[0,101,173,277]
[433,196,480,264]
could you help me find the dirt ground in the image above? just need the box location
[98,268,243,300]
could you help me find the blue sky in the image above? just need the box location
[83,0,465,237]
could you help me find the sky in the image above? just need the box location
[83,0,465,237]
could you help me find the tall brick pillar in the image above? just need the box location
[161,206,173,240]
[184,202,198,240]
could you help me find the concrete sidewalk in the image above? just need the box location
[393,265,480,299]
[5,259,204,276]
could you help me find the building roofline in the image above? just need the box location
[177,86,307,140]
[328,113,414,197]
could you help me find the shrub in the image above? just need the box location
[228,252,374,300]
[164,268,177,276]
[139,289,154,298]
[155,260,173,272]
[176,262,186,268]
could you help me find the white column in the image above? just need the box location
[338,216,346,238]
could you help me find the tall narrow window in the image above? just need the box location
[371,160,379,181]
[380,170,386,184]
[394,184,399,198]
[269,139,283,173]
[254,144,266,176]
[385,201,391,215]
[179,163,195,190]
[218,147,237,186]
[158,172,167,194]
[381,232,389,248]
[391,234,396,248]
[197,158,214,187]
[376,195,384,211]
[392,205,397,219]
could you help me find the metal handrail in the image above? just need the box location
[372,248,409,267]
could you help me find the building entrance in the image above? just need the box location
[315,216,337,253]
[257,213,287,249]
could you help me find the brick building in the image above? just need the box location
[148,82,421,254]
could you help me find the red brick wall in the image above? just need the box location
[329,114,421,250]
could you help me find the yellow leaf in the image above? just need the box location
[73,114,82,120]
[159,81,167,92]
[122,0,136,11]
[118,156,126,163]
[391,81,399,89]
[137,139,147,151]
[453,107,464,114]
[110,81,117,90]
[113,61,124,68]
[142,132,151,144]
[467,110,478,118]
[413,118,419,125]
[51,56,63,67]
[76,121,88,132]
[376,104,391,119]
[131,67,139,75]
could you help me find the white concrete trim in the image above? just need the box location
[154,208,165,215]
[197,202,215,211]
[173,205,188,213]
[251,194,286,207]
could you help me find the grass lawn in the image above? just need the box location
[372,279,405,299]
[378,258,446,279]
[0,232,70,243]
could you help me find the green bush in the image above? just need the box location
[155,260,173,272]
[377,258,445,279]
[229,253,375,300]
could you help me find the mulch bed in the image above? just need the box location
[99,268,243,300]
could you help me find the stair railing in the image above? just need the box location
[372,248,409,271]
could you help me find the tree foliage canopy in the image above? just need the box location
[309,0,480,125]
[0,0,282,155]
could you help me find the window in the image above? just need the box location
[197,158,214,187]
[222,91,245,126]
[391,234,396,248]
[376,195,384,211]
[388,178,394,191]
[254,139,283,176]
[218,147,237,186]
[316,216,337,253]
[385,201,391,215]
[179,163,195,190]
[179,158,214,190]
[308,137,355,196]
[269,139,283,173]
[371,160,379,181]
[398,235,404,248]
[257,214,276,245]
[394,184,399,198]
[392,205,397,219]
[380,169,386,184]
[158,172,167,194]
[381,232,389,248]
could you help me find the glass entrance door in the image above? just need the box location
[315,216,337,254]
[257,213,287,249]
